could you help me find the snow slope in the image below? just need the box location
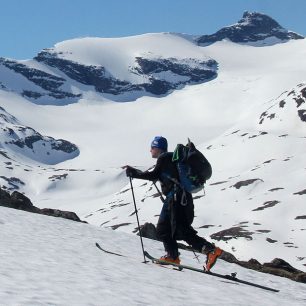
[1,206,306,306]
[0,30,306,273]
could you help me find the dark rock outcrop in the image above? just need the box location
[0,187,84,222]
[259,83,306,127]
[34,52,132,95]
[33,51,218,98]
[243,258,306,283]
[40,208,82,222]
[231,178,263,189]
[0,176,25,190]
[197,11,304,46]
[210,226,254,241]
[138,222,158,240]
[0,50,218,103]
[0,57,81,100]
[252,200,280,211]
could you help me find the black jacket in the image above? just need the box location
[128,152,195,237]
[130,152,178,196]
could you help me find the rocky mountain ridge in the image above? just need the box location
[197,11,304,45]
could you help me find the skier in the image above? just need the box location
[124,136,223,271]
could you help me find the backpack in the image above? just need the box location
[172,139,212,193]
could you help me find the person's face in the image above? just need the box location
[150,147,162,158]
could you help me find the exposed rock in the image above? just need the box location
[0,187,84,222]
[210,226,254,241]
[10,191,40,213]
[231,178,263,189]
[0,176,25,190]
[40,208,82,222]
[0,187,13,206]
[48,174,68,181]
[298,110,306,122]
[295,215,306,220]
[259,83,306,128]
[264,258,297,273]
[0,149,11,160]
[269,187,284,192]
[256,229,271,233]
[111,223,131,230]
[229,254,306,283]
[138,222,158,240]
[293,189,306,195]
[33,51,218,99]
[252,200,280,211]
[263,159,275,164]
[35,52,132,95]
[0,57,80,100]
[197,11,304,46]
[0,106,79,165]
[266,238,278,243]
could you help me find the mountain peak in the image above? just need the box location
[240,11,280,28]
[197,11,304,46]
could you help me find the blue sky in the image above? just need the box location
[1,0,305,59]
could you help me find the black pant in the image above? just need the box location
[156,192,214,259]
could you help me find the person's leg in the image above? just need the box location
[176,196,223,271]
[175,194,215,253]
[156,202,179,259]
[181,225,215,253]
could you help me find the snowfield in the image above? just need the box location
[1,206,306,306]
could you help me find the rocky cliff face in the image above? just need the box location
[0,58,80,101]
[197,11,304,45]
[33,51,218,97]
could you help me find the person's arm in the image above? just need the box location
[125,156,164,181]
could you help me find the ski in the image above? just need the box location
[144,251,279,293]
[95,242,126,257]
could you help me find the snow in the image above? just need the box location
[1,206,306,306]
[51,33,210,84]
[1,31,306,304]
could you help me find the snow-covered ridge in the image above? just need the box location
[0,33,218,105]
[197,11,304,46]
[0,106,79,165]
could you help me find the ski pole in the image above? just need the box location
[129,176,148,263]
[153,181,165,203]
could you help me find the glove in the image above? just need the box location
[126,166,137,178]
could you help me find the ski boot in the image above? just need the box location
[205,247,223,271]
[159,254,181,265]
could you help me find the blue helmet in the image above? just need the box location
[151,136,168,152]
